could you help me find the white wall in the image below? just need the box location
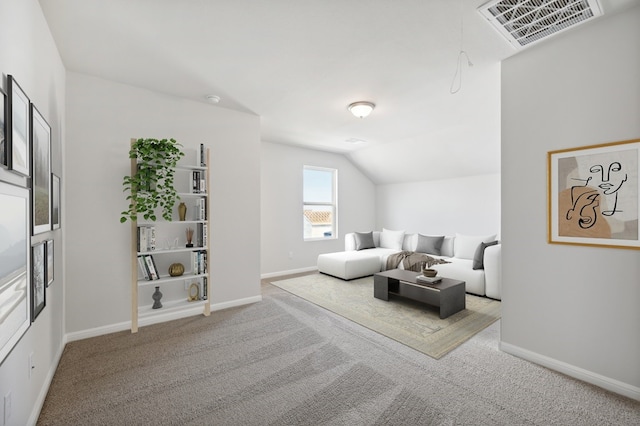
[501,7,640,399]
[376,174,501,236]
[0,0,66,424]
[261,142,376,276]
[64,72,261,336]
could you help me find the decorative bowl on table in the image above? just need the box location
[422,268,437,278]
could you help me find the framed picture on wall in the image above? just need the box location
[0,181,32,364]
[46,239,54,287]
[31,241,46,321]
[548,138,640,249]
[7,75,30,176]
[52,173,60,230]
[31,105,51,235]
[0,87,6,169]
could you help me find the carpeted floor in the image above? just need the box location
[37,279,640,425]
[271,272,501,359]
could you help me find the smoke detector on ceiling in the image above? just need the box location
[478,0,603,49]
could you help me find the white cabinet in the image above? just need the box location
[130,142,211,332]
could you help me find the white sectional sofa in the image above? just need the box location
[317,230,501,300]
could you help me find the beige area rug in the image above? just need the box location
[271,273,501,359]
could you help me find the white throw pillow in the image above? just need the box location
[380,228,405,250]
[454,233,497,260]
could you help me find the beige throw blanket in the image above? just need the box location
[386,251,451,272]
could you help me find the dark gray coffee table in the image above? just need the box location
[374,269,466,319]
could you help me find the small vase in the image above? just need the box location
[178,202,187,221]
[152,286,163,309]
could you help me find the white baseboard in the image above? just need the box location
[28,341,65,426]
[65,295,263,343]
[261,266,317,279]
[65,320,131,342]
[500,341,640,401]
[211,295,262,311]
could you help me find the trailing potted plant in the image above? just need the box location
[120,138,185,223]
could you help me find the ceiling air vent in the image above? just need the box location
[478,0,603,49]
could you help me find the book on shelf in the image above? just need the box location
[191,170,207,194]
[137,226,156,252]
[196,222,208,246]
[202,276,208,300]
[190,250,207,275]
[196,143,206,167]
[137,256,150,280]
[194,198,206,221]
[143,255,159,280]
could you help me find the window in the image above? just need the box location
[303,166,337,240]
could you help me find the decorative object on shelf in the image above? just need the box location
[187,282,200,302]
[168,263,185,277]
[178,202,187,221]
[152,286,163,309]
[422,268,438,278]
[185,227,194,247]
[121,138,185,222]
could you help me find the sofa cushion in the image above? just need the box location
[454,233,497,260]
[354,232,375,250]
[380,228,405,250]
[416,234,445,255]
[472,240,499,270]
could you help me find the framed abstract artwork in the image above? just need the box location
[46,239,54,287]
[0,181,31,363]
[0,87,6,169]
[7,75,30,176]
[31,241,46,321]
[52,174,60,230]
[31,105,51,235]
[548,138,640,249]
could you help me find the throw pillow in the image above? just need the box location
[380,228,405,250]
[454,233,497,260]
[472,240,499,270]
[415,234,445,256]
[354,231,375,250]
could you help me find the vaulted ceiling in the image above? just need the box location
[39,0,638,184]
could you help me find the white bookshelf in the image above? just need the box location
[130,140,211,332]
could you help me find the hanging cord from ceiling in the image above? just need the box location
[450,0,474,94]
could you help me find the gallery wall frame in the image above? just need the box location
[548,138,640,250]
[31,241,46,321]
[0,181,31,364]
[7,75,30,177]
[46,239,54,287]
[0,87,6,169]
[31,105,51,235]
[52,173,60,230]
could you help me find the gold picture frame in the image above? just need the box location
[548,138,640,249]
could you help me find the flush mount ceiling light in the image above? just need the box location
[348,101,375,118]
[205,94,221,103]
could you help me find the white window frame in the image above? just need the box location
[303,165,337,241]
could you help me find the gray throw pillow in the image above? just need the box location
[354,232,375,250]
[416,234,444,255]
[472,240,498,270]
